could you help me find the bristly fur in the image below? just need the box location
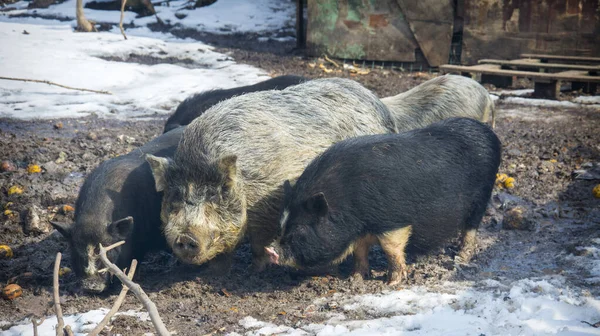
[151,77,398,267]
[381,74,496,129]
[273,118,501,282]
[163,75,308,133]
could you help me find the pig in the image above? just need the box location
[50,126,185,293]
[146,78,399,271]
[163,75,308,133]
[381,74,497,129]
[266,117,501,285]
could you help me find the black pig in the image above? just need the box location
[163,75,308,133]
[267,118,501,285]
[50,126,184,293]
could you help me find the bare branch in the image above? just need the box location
[53,253,64,336]
[105,240,127,251]
[76,0,96,32]
[119,0,128,40]
[98,242,170,336]
[64,325,74,336]
[88,259,138,336]
[32,316,45,336]
[0,76,112,95]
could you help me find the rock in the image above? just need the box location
[86,132,98,141]
[55,151,67,164]
[82,152,96,161]
[507,148,522,157]
[537,161,555,174]
[1,160,17,172]
[53,122,63,129]
[117,135,136,144]
[24,205,50,234]
[42,161,61,176]
[502,205,535,231]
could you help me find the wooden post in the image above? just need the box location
[571,82,598,94]
[533,79,560,99]
[481,73,513,88]
[296,0,306,49]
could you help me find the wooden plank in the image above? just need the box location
[478,59,600,72]
[460,0,600,65]
[395,0,453,67]
[521,54,600,64]
[440,64,600,82]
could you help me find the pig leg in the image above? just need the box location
[456,229,477,264]
[378,226,412,286]
[352,235,376,281]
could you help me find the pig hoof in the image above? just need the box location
[387,269,408,286]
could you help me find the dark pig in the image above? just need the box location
[146,78,398,271]
[266,118,501,285]
[381,74,496,129]
[50,126,185,293]
[163,75,308,133]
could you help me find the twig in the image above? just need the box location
[31,316,45,336]
[119,0,127,40]
[324,54,340,68]
[88,259,138,336]
[98,242,170,336]
[53,253,65,336]
[0,76,112,95]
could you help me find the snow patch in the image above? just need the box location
[0,21,269,119]
[234,278,600,336]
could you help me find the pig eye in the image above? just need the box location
[185,199,197,206]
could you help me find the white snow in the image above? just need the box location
[233,278,600,336]
[503,96,600,109]
[0,21,270,119]
[0,308,150,336]
[1,0,295,36]
[574,96,600,105]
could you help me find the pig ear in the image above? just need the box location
[146,154,169,192]
[107,216,134,240]
[218,155,237,189]
[50,221,72,240]
[306,192,328,217]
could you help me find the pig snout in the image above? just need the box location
[173,234,200,257]
[264,246,280,265]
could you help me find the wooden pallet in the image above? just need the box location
[440,64,599,99]
[478,58,600,74]
[520,54,600,65]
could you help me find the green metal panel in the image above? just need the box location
[306,0,419,62]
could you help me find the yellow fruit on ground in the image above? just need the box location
[27,164,41,174]
[2,284,23,300]
[496,173,509,184]
[7,186,23,195]
[504,177,516,189]
[58,267,71,277]
[593,185,600,199]
[0,245,13,259]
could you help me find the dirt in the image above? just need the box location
[1,26,600,336]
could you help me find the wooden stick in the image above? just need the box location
[119,0,128,40]
[31,316,45,336]
[0,76,112,95]
[324,54,340,68]
[53,253,65,336]
[98,242,170,336]
[87,259,138,336]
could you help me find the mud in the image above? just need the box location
[1,30,600,336]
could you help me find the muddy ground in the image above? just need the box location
[1,31,600,335]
